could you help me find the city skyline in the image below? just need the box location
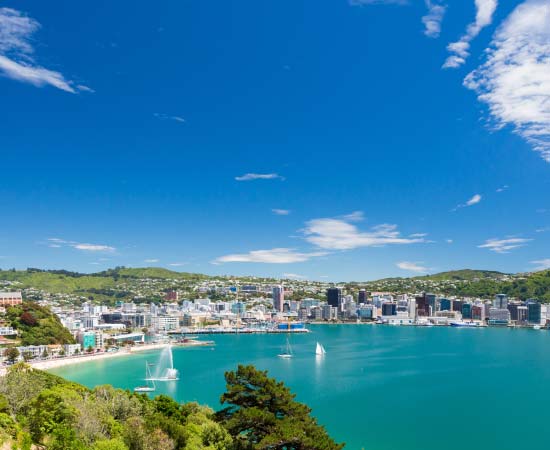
[1,0,549,281]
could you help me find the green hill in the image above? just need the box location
[413,269,509,281]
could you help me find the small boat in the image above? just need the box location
[134,362,156,392]
[315,342,326,356]
[533,325,542,330]
[278,337,293,359]
[450,321,481,328]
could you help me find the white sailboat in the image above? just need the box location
[278,336,293,359]
[134,362,156,392]
[315,342,326,356]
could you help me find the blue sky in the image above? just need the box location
[0,0,549,281]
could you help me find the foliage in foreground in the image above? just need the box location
[4,302,75,346]
[0,363,343,450]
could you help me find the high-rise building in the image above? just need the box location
[327,288,342,309]
[494,293,508,309]
[527,300,541,325]
[272,286,284,312]
[415,295,429,317]
[440,298,451,311]
[358,289,367,304]
[462,303,472,320]
[382,302,397,316]
[426,293,437,315]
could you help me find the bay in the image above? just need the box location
[50,325,550,449]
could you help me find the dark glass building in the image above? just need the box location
[327,288,342,308]
[527,300,541,324]
[358,289,367,304]
[382,302,397,316]
[440,298,451,311]
[462,303,472,320]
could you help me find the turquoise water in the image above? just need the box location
[50,325,550,449]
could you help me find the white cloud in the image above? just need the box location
[46,238,115,252]
[536,227,550,233]
[272,209,290,216]
[302,213,427,250]
[443,0,498,68]
[446,239,454,243]
[478,237,531,253]
[144,258,160,263]
[0,8,86,93]
[464,0,550,162]
[168,262,188,267]
[496,185,509,192]
[453,193,482,210]
[396,261,430,273]
[153,113,185,123]
[282,273,307,279]
[530,258,550,270]
[214,248,327,264]
[466,194,482,206]
[235,173,284,181]
[341,211,365,222]
[73,243,115,252]
[422,1,447,38]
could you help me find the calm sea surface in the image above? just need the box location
[50,325,550,449]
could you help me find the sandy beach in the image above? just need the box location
[0,342,169,376]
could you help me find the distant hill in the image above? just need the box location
[0,266,549,304]
[413,269,510,281]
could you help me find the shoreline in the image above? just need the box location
[0,342,169,376]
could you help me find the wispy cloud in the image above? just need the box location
[46,238,115,252]
[422,1,447,38]
[453,194,482,211]
[496,185,509,192]
[530,259,550,271]
[235,173,284,181]
[396,261,430,273]
[153,113,185,123]
[302,212,427,250]
[446,239,454,244]
[443,0,498,68]
[214,248,327,264]
[478,237,531,253]
[144,258,160,263]
[464,0,550,162]
[272,209,290,216]
[535,227,550,233]
[0,8,88,93]
[168,262,187,267]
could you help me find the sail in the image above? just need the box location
[316,342,326,355]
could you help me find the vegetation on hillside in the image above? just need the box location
[0,363,343,450]
[4,302,75,346]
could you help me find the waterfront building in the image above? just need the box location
[440,298,451,311]
[452,300,464,312]
[327,288,342,309]
[471,305,483,321]
[462,303,472,320]
[357,305,375,319]
[426,293,437,315]
[322,304,338,321]
[527,300,541,325]
[415,295,429,317]
[0,292,22,307]
[358,289,367,304]
[272,286,284,312]
[488,308,510,324]
[151,315,179,331]
[494,294,508,309]
[507,302,521,321]
[517,306,528,323]
[78,331,96,350]
[382,302,397,316]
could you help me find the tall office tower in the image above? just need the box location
[494,293,508,309]
[358,289,367,304]
[327,287,342,308]
[272,285,284,312]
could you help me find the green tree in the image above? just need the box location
[3,347,19,364]
[217,365,344,450]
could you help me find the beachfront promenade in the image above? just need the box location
[0,342,169,376]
